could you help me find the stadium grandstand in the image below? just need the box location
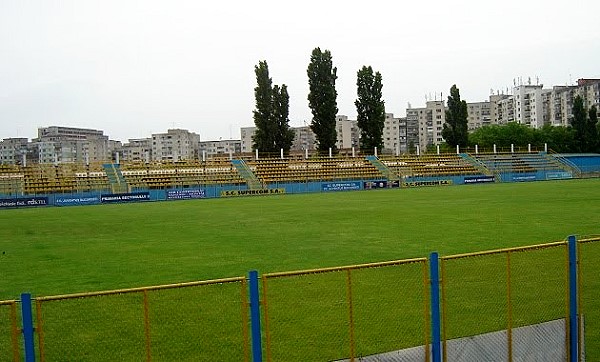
[245,156,384,184]
[379,154,482,178]
[1,151,599,201]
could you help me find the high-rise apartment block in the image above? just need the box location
[467,102,492,131]
[151,129,200,161]
[335,115,360,150]
[122,138,152,162]
[0,138,29,165]
[381,113,419,154]
[406,101,446,149]
[33,126,110,164]
[199,139,241,157]
[291,126,316,152]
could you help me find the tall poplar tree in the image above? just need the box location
[571,95,587,152]
[252,60,294,154]
[441,84,469,147]
[355,66,385,152]
[272,84,295,153]
[307,48,338,152]
[587,105,599,152]
[252,61,276,153]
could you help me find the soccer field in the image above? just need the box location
[1,178,599,300]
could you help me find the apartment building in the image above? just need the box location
[575,78,600,111]
[33,126,110,163]
[291,126,316,152]
[513,85,546,128]
[382,113,401,153]
[547,86,576,126]
[466,102,492,131]
[199,139,241,157]
[335,115,359,150]
[240,127,256,153]
[0,138,29,165]
[122,138,152,162]
[151,129,200,161]
[381,113,418,154]
[406,101,446,148]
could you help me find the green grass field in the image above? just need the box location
[1,179,598,300]
[0,179,599,360]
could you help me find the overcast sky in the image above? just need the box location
[1,0,599,142]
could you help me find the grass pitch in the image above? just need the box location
[1,178,599,300]
[1,178,599,360]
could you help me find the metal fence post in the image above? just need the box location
[430,253,442,362]
[20,293,36,362]
[568,235,578,362]
[248,270,263,362]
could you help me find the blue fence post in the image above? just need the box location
[568,235,578,362]
[248,270,263,362]
[20,293,36,362]
[430,252,442,362]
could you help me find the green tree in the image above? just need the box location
[252,60,294,154]
[355,66,385,152]
[252,61,276,153]
[571,95,588,152]
[441,84,468,147]
[469,123,577,153]
[587,106,599,152]
[307,47,338,153]
[272,84,295,153]
[538,125,576,153]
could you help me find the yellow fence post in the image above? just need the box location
[143,289,151,362]
[35,299,45,362]
[346,269,355,362]
[506,251,513,362]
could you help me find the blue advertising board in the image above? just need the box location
[100,192,150,203]
[166,189,206,200]
[364,180,401,189]
[512,174,537,182]
[321,182,361,192]
[464,175,495,184]
[546,172,572,180]
[0,197,48,209]
[55,196,101,206]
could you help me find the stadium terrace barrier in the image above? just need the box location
[3,236,599,361]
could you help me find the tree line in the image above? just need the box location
[253,48,600,155]
[252,48,385,155]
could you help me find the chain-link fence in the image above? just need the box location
[0,300,19,362]
[261,259,429,362]
[579,236,600,361]
[35,277,248,361]
[441,242,568,361]
[3,237,597,361]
